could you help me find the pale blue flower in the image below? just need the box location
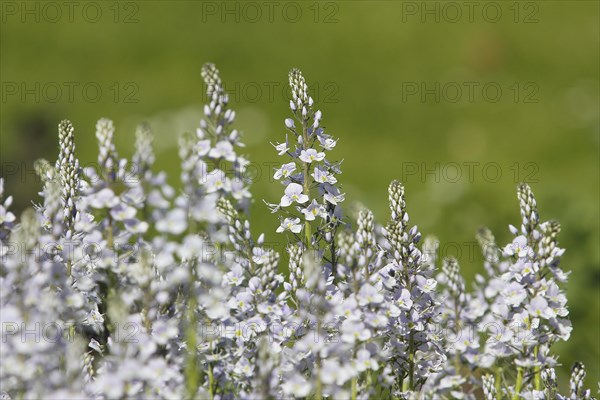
[196,139,211,156]
[504,235,531,258]
[208,140,236,162]
[276,217,302,233]
[357,283,384,306]
[527,296,556,319]
[88,188,119,209]
[272,135,289,155]
[281,373,311,397]
[224,264,245,286]
[323,188,345,205]
[417,276,438,293]
[252,247,270,264]
[501,282,528,306]
[396,288,413,310]
[201,169,230,193]
[274,162,297,180]
[454,327,480,352]
[228,291,254,312]
[109,203,137,221]
[301,199,325,221]
[284,118,295,129]
[341,320,372,343]
[280,183,308,207]
[156,208,188,235]
[312,166,337,184]
[321,359,353,386]
[317,135,337,151]
[299,148,325,163]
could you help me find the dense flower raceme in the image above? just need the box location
[0,65,596,400]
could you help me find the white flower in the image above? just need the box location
[526,296,556,319]
[208,140,236,161]
[454,327,480,352]
[341,320,371,343]
[396,288,413,310]
[417,276,437,293]
[196,139,211,156]
[252,247,269,264]
[321,359,354,386]
[324,188,345,205]
[88,188,119,208]
[501,282,528,306]
[228,291,254,312]
[276,217,302,233]
[224,264,245,286]
[299,148,325,163]
[280,183,309,207]
[274,162,296,180]
[356,348,379,372]
[233,357,254,377]
[318,135,337,150]
[152,320,179,345]
[301,199,325,221]
[504,235,531,258]
[282,374,311,397]
[284,118,295,129]
[312,166,337,184]
[201,169,230,193]
[109,203,137,221]
[357,283,384,306]
[156,209,188,235]
[272,136,289,155]
[230,178,251,200]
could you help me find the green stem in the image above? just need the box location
[302,122,311,245]
[315,320,323,400]
[495,367,503,400]
[315,358,322,400]
[453,300,461,374]
[512,367,523,400]
[402,333,415,392]
[408,334,415,390]
[351,376,357,400]
[533,345,541,391]
[185,261,200,400]
[106,214,114,248]
[184,296,199,399]
[208,365,215,400]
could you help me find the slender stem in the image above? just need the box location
[533,345,541,391]
[351,376,357,400]
[185,260,201,400]
[315,356,322,400]
[453,300,461,374]
[106,214,114,248]
[185,292,199,399]
[495,367,503,400]
[408,333,415,390]
[301,123,311,245]
[512,367,523,400]
[315,320,323,400]
[303,163,311,245]
[330,231,337,276]
[208,365,215,400]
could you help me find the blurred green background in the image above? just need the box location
[1,0,598,388]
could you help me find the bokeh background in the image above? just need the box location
[1,0,598,388]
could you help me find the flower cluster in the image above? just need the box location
[0,65,596,400]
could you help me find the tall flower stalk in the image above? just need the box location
[269,68,344,275]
